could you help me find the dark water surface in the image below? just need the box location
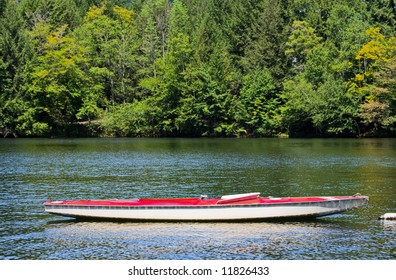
[0,138,395,260]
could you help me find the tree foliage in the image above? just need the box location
[1,0,396,137]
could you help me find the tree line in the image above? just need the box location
[1,0,395,137]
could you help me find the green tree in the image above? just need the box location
[285,20,323,73]
[75,2,138,104]
[20,0,81,29]
[311,76,359,135]
[180,66,238,136]
[353,28,396,135]
[238,68,279,136]
[28,23,90,128]
[280,75,315,136]
[286,0,340,38]
[324,2,370,80]
[281,74,358,136]
[101,99,158,136]
[242,0,288,80]
[156,0,192,134]
[366,0,396,35]
[0,0,33,98]
[0,0,39,136]
[136,0,162,94]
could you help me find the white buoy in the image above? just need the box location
[379,213,396,220]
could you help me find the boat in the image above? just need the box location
[43,192,369,221]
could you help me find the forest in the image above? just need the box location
[0,0,395,137]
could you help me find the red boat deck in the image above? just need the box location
[44,196,349,207]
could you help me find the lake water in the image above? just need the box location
[0,138,395,260]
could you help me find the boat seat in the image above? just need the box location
[216,192,260,204]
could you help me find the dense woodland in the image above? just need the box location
[0,0,395,137]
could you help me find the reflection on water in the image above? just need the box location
[40,218,394,260]
[1,138,395,260]
[380,220,396,230]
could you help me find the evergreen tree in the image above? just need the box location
[0,0,37,136]
[20,0,81,29]
[243,0,288,80]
